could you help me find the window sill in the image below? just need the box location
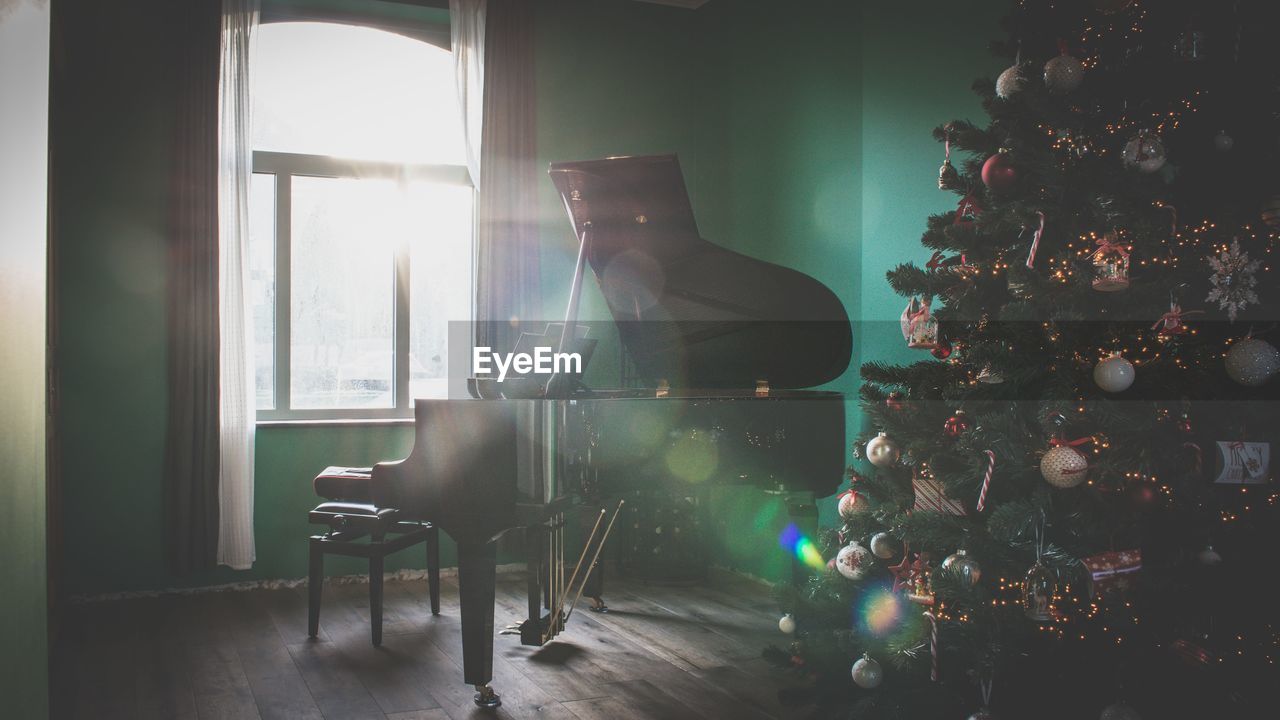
[256,417,414,429]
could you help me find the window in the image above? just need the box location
[250,22,473,420]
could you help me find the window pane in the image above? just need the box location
[290,176,398,409]
[249,173,276,410]
[252,23,465,165]
[408,183,474,400]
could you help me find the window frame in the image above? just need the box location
[252,152,473,423]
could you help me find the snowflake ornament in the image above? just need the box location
[1206,239,1261,321]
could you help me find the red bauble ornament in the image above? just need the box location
[981,150,1018,192]
[931,339,953,360]
[885,391,907,411]
[1130,482,1157,507]
[943,410,971,438]
[1177,414,1193,435]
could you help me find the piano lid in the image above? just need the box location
[549,154,852,390]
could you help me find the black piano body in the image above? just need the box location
[371,155,852,707]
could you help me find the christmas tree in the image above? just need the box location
[769,1,1280,718]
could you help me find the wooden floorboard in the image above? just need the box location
[53,572,797,720]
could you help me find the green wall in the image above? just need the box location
[0,0,51,714]
[858,2,1006,385]
[692,0,862,579]
[53,0,1009,597]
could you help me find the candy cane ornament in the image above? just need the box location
[976,450,996,512]
[923,611,939,681]
[1025,211,1045,269]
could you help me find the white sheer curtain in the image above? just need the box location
[451,0,487,186]
[216,0,258,570]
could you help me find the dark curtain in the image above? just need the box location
[475,0,542,354]
[163,0,222,574]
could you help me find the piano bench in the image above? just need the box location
[308,500,441,647]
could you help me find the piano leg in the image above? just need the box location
[426,527,441,616]
[526,524,543,622]
[457,540,501,708]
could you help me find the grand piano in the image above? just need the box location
[372,154,852,707]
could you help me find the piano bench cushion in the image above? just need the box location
[311,501,380,517]
[314,466,374,501]
[309,501,404,534]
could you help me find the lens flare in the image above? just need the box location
[778,523,827,571]
[858,588,903,637]
[665,430,719,482]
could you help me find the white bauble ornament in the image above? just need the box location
[1041,445,1089,488]
[1093,353,1135,393]
[1044,53,1084,93]
[870,532,897,560]
[1225,338,1279,387]
[968,710,996,720]
[1197,545,1222,566]
[865,432,901,468]
[1122,132,1167,173]
[942,548,981,586]
[1100,701,1142,720]
[838,489,867,519]
[778,613,796,634]
[851,653,883,689]
[1214,131,1234,151]
[835,542,875,581]
[996,65,1025,99]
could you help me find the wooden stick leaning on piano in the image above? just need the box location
[559,500,625,625]
[556,507,606,626]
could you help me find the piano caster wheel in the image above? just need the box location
[473,684,502,708]
[587,596,609,613]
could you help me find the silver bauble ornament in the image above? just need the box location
[1041,445,1089,488]
[778,613,796,634]
[1197,545,1222,566]
[942,548,981,586]
[1022,560,1056,622]
[1214,131,1234,151]
[870,532,897,560]
[851,653,883,688]
[1093,352,1135,393]
[1122,132,1167,173]
[968,710,996,720]
[1224,338,1279,386]
[996,64,1025,99]
[1100,701,1141,720]
[977,365,1004,384]
[865,432,901,468]
[1262,194,1280,229]
[1044,53,1084,93]
[835,542,875,581]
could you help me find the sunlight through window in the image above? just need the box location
[250,21,473,418]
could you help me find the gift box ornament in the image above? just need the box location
[901,297,939,349]
[1082,548,1141,597]
[912,470,966,516]
[1212,441,1270,484]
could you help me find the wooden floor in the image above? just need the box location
[52,571,812,720]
